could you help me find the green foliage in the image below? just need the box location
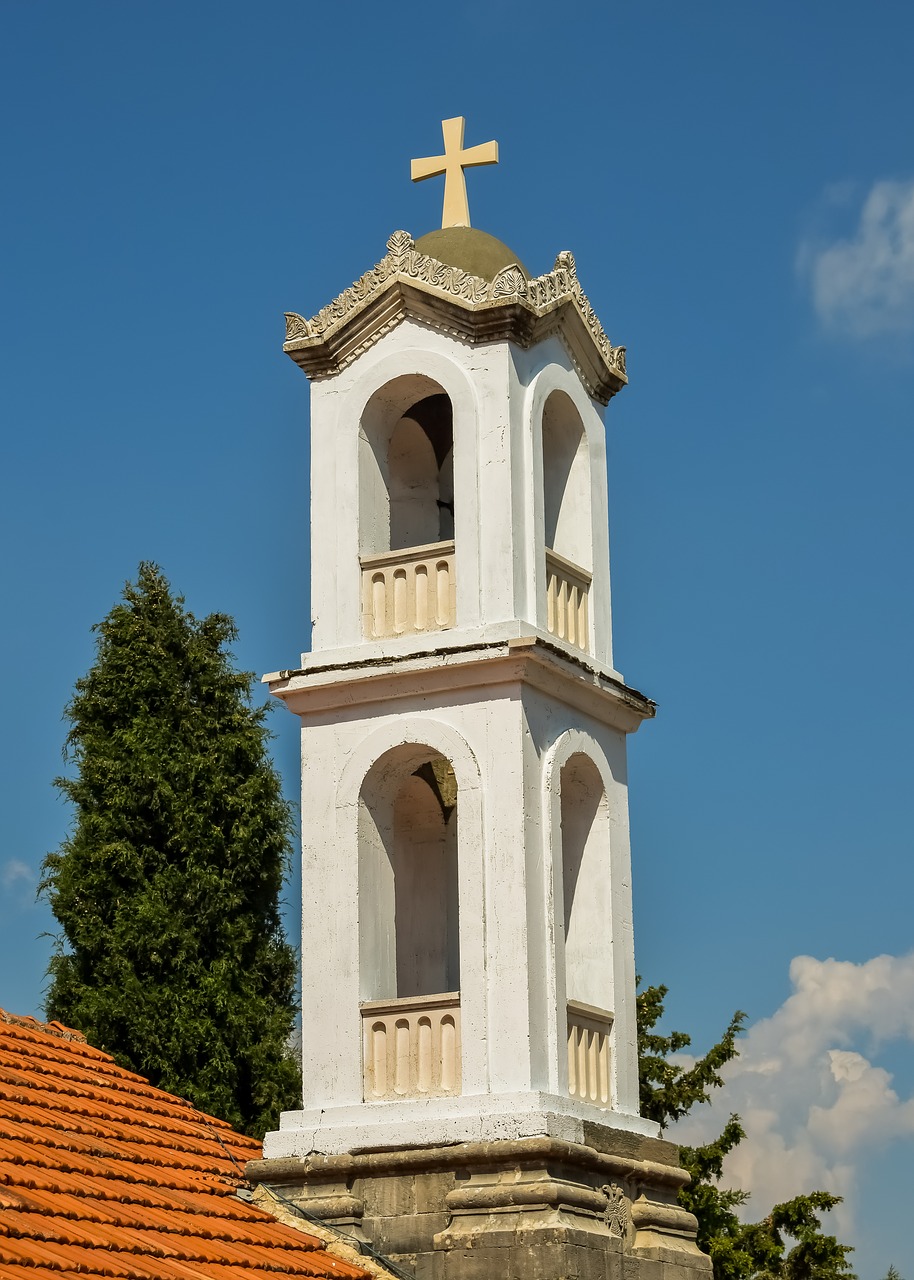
[41,563,301,1138]
[637,980,746,1127]
[637,983,855,1280]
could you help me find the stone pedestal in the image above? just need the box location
[247,1121,711,1280]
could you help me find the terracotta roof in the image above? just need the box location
[0,1009,373,1279]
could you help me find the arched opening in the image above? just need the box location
[560,752,613,1105]
[358,743,462,1100]
[359,379,457,638]
[560,753,612,1011]
[359,745,460,1001]
[392,761,459,996]
[541,391,593,651]
[389,395,454,550]
[360,380,454,557]
[542,391,592,572]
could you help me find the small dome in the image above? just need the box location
[415,227,530,283]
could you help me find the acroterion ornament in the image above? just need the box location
[411,116,498,229]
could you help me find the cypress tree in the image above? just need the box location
[41,563,301,1138]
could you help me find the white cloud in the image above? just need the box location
[670,952,914,1242]
[2,859,36,890]
[1,859,40,912]
[800,181,914,336]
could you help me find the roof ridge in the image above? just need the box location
[0,1009,86,1043]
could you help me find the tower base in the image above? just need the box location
[247,1121,711,1280]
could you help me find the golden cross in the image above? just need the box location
[411,117,499,229]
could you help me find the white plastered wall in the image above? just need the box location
[270,314,642,1159]
[268,669,645,1158]
[307,324,614,667]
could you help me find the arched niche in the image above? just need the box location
[358,743,460,1001]
[560,752,613,1012]
[359,375,455,556]
[541,389,593,574]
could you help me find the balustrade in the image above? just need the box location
[567,1000,612,1106]
[361,541,456,640]
[545,548,591,653]
[361,993,461,1101]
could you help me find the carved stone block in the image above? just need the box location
[248,1123,712,1280]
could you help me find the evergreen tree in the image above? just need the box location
[637,983,856,1280]
[41,563,301,1138]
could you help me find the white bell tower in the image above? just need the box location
[255,121,711,1280]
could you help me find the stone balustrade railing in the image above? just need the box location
[567,999,613,1106]
[545,548,591,654]
[360,541,456,640]
[361,992,461,1101]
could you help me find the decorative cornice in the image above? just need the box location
[246,1134,686,1188]
[263,634,655,736]
[284,231,627,404]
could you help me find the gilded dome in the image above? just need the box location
[414,227,530,283]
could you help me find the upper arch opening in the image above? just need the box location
[540,390,594,653]
[359,374,455,557]
[541,389,593,573]
[359,374,459,639]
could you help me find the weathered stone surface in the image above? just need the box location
[415,1172,454,1215]
[248,1128,711,1280]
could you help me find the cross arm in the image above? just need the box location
[458,141,498,169]
[411,154,446,183]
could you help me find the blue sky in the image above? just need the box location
[2,3,913,1274]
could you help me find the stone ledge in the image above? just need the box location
[247,1133,685,1190]
[264,634,655,734]
[248,1130,712,1280]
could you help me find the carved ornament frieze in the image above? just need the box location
[283,231,627,403]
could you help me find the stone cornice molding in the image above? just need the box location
[284,231,627,405]
[263,635,655,735]
[245,1134,687,1191]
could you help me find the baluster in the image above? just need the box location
[394,1019,411,1094]
[440,1015,457,1093]
[370,1021,387,1097]
[371,573,386,639]
[597,1030,610,1104]
[393,569,408,633]
[417,1017,432,1093]
[567,1023,578,1096]
[414,564,428,631]
[435,559,450,626]
[587,1025,599,1101]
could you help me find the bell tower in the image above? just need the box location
[251,120,711,1280]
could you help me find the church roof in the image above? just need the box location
[283,230,627,405]
[0,1009,375,1280]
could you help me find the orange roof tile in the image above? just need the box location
[0,1010,373,1280]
